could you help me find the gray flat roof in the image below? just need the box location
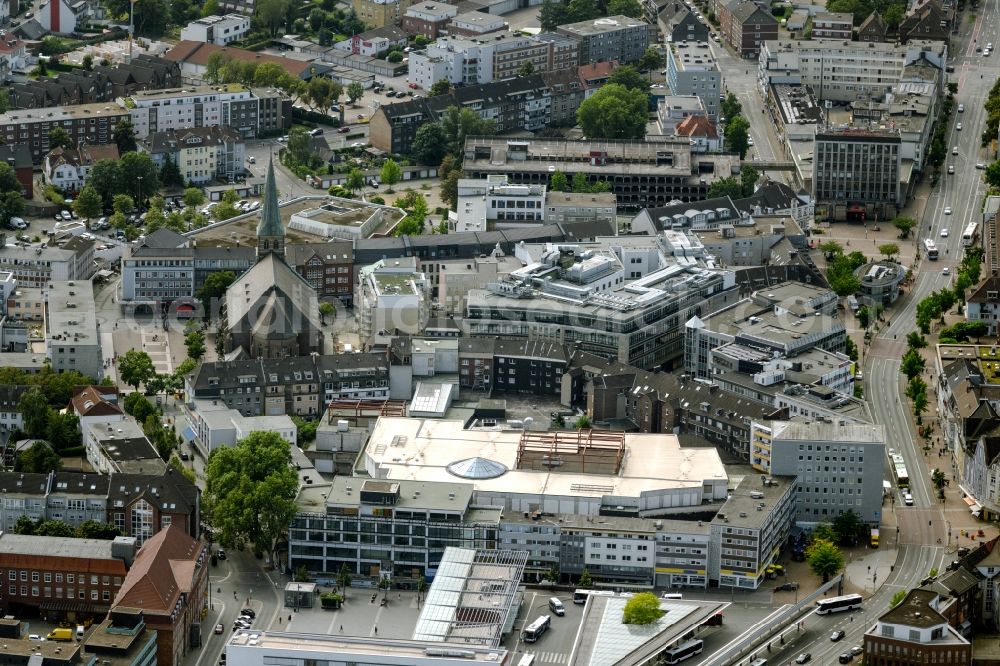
[712,475,795,530]
[46,280,98,344]
[771,421,885,443]
[0,533,116,560]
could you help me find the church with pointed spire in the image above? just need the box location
[221,156,323,359]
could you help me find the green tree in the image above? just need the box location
[707,177,743,199]
[346,81,364,104]
[185,330,206,361]
[380,158,402,191]
[622,592,665,624]
[572,171,590,193]
[543,565,559,588]
[18,387,50,439]
[205,431,299,564]
[76,521,122,539]
[120,152,161,204]
[440,106,496,156]
[890,589,906,608]
[0,163,19,194]
[608,65,649,93]
[931,468,946,490]
[48,127,74,150]
[818,240,844,258]
[577,84,648,140]
[183,187,205,209]
[319,302,335,325]
[724,116,751,158]
[113,118,138,154]
[160,154,184,188]
[133,0,169,37]
[88,159,123,208]
[113,194,135,216]
[411,123,449,165]
[255,0,291,35]
[285,126,313,167]
[517,60,536,76]
[387,51,403,63]
[429,80,451,97]
[892,216,917,239]
[124,391,158,423]
[0,89,10,114]
[812,522,837,543]
[907,331,927,349]
[82,53,94,71]
[74,185,103,221]
[879,243,900,260]
[720,92,742,120]
[13,515,34,535]
[0,191,24,227]
[832,510,863,546]
[307,76,340,111]
[741,165,759,196]
[345,168,366,197]
[901,348,925,380]
[539,0,570,30]
[337,562,352,596]
[550,170,569,192]
[857,306,870,330]
[119,349,156,390]
[34,519,75,537]
[196,270,236,307]
[579,568,592,587]
[638,47,663,72]
[14,441,62,474]
[806,538,844,583]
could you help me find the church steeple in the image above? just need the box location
[256,156,285,261]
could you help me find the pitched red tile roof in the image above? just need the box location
[578,60,618,86]
[164,40,314,77]
[113,524,205,616]
[676,114,719,139]
[69,385,123,418]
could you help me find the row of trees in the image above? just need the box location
[539,0,645,31]
[984,78,1000,148]
[14,516,121,539]
[720,93,751,159]
[18,389,81,457]
[901,331,928,424]
[707,165,759,199]
[550,170,611,195]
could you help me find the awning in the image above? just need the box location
[964,496,977,507]
[176,304,195,311]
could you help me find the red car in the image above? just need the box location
[408,82,418,89]
[338,126,350,133]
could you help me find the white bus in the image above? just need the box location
[573,589,615,604]
[815,593,863,615]
[517,656,536,666]
[661,592,684,599]
[924,238,939,260]
[963,222,979,247]
[663,639,704,665]
[522,615,551,643]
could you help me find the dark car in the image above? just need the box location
[241,608,256,619]
[776,582,799,592]
[831,630,846,642]
[839,653,853,664]
[338,126,350,133]
[217,549,227,560]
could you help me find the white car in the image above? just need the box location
[956,123,963,131]
[200,202,218,215]
[941,228,949,237]
[248,201,261,211]
[747,137,755,146]
[952,146,959,155]
[943,267,950,275]
[60,210,72,221]
[945,207,953,215]
[958,104,965,112]
[904,492,914,505]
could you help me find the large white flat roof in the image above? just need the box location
[361,418,727,499]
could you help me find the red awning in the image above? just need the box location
[176,304,195,311]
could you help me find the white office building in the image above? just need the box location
[179,14,252,45]
[45,279,102,380]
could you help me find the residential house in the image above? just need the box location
[352,0,411,29]
[577,60,617,97]
[863,589,972,666]
[38,0,90,34]
[336,25,409,57]
[0,104,129,166]
[43,143,121,193]
[402,1,458,38]
[859,11,889,41]
[140,126,245,185]
[0,34,28,83]
[0,144,33,197]
[179,13,252,45]
[812,11,854,39]
[555,15,655,65]
[898,0,949,43]
[0,385,30,435]
[69,385,124,433]
[967,276,1000,335]
[659,1,708,43]
[722,0,778,58]
[675,114,720,152]
[111,525,209,666]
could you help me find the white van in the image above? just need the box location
[548,597,565,616]
[75,625,85,640]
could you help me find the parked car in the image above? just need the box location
[958,103,965,112]
[948,165,954,174]
[338,126,350,133]
[217,549,227,560]
[60,210,72,220]
[850,646,863,657]
[241,608,256,619]
[776,581,799,591]
[214,624,224,635]
[839,653,853,664]
[409,82,418,89]
[248,201,261,211]
[904,492,914,505]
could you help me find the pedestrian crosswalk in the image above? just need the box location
[522,650,567,664]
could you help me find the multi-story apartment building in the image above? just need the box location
[812,11,854,39]
[709,474,796,589]
[665,40,721,120]
[555,15,655,65]
[720,1,777,58]
[370,76,573,155]
[408,32,578,88]
[758,39,947,103]
[121,229,254,308]
[402,0,458,37]
[467,242,739,369]
[457,339,568,395]
[758,421,886,526]
[462,137,741,211]
[659,2,709,43]
[0,103,129,165]
[286,241,355,304]
[353,0,411,28]
[544,191,618,225]
[0,532,134,620]
[813,128,903,221]
[0,470,199,543]
[179,13,251,45]
[125,85,289,139]
[140,125,245,185]
[45,280,102,381]
[864,589,972,666]
[185,353,392,418]
[0,235,95,287]
[966,276,1000,336]
[356,258,430,339]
